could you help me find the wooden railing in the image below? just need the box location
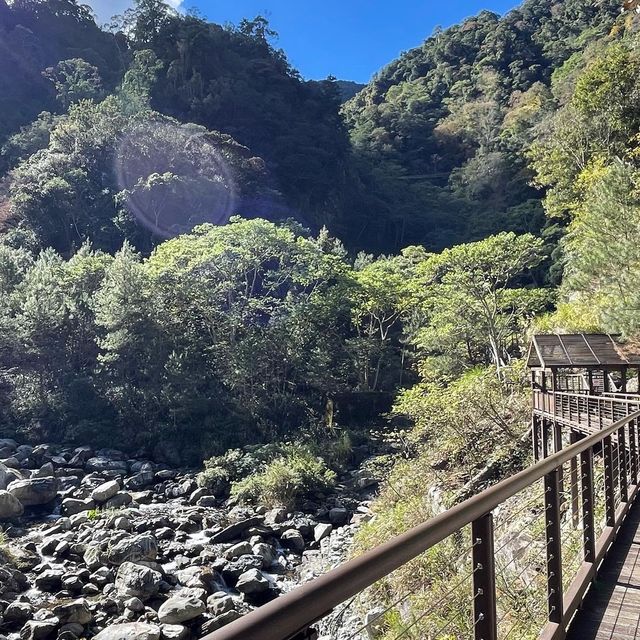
[534,390,640,433]
[202,395,640,640]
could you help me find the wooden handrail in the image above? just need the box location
[202,403,640,640]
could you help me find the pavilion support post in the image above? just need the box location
[588,369,594,395]
[621,367,628,393]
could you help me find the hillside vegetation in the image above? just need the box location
[2,0,640,634]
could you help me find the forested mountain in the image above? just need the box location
[4,1,640,636]
[0,0,626,256]
[0,0,639,488]
[342,0,622,253]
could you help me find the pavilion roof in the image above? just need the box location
[527,334,640,369]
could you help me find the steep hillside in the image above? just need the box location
[341,0,622,254]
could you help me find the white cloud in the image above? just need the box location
[84,0,184,25]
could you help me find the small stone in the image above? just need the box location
[160,625,188,640]
[314,523,333,543]
[93,623,161,640]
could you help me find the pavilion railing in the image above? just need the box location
[534,390,640,432]
[202,398,640,640]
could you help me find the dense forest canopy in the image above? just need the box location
[1,0,640,467]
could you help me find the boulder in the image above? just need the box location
[157,595,205,624]
[125,470,155,491]
[52,599,92,625]
[208,517,264,544]
[91,480,120,503]
[223,541,252,560]
[280,529,305,553]
[19,618,59,640]
[107,533,158,565]
[7,478,57,506]
[93,623,161,640]
[252,543,276,569]
[0,489,24,519]
[4,601,34,624]
[235,568,269,594]
[115,562,163,601]
[85,458,128,473]
[0,462,10,491]
[35,570,64,592]
[329,507,349,526]
[61,498,95,516]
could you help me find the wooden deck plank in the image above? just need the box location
[567,502,640,639]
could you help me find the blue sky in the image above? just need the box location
[87,0,520,83]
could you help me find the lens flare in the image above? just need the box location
[114,121,237,238]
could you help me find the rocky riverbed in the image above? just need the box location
[0,439,382,640]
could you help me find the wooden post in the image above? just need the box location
[472,513,497,640]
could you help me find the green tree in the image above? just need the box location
[42,58,104,109]
[415,232,548,379]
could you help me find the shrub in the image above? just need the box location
[230,445,336,508]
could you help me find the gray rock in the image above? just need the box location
[115,562,163,601]
[52,599,92,625]
[83,545,105,570]
[85,458,128,473]
[19,618,59,640]
[104,492,133,509]
[208,516,264,543]
[157,595,205,624]
[61,498,95,516]
[329,508,349,526]
[7,477,57,506]
[107,533,158,565]
[160,624,188,640]
[251,542,276,568]
[4,601,34,624]
[91,480,120,503]
[224,541,252,560]
[281,529,305,553]
[207,595,235,616]
[0,489,24,519]
[34,569,64,592]
[235,568,269,594]
[93,623,161,640]
[125,471,154,491]
[0,462,10,491]
[124,597,144,612]
[314,523,333,543]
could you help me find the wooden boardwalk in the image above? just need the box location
[568,502,640,639]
